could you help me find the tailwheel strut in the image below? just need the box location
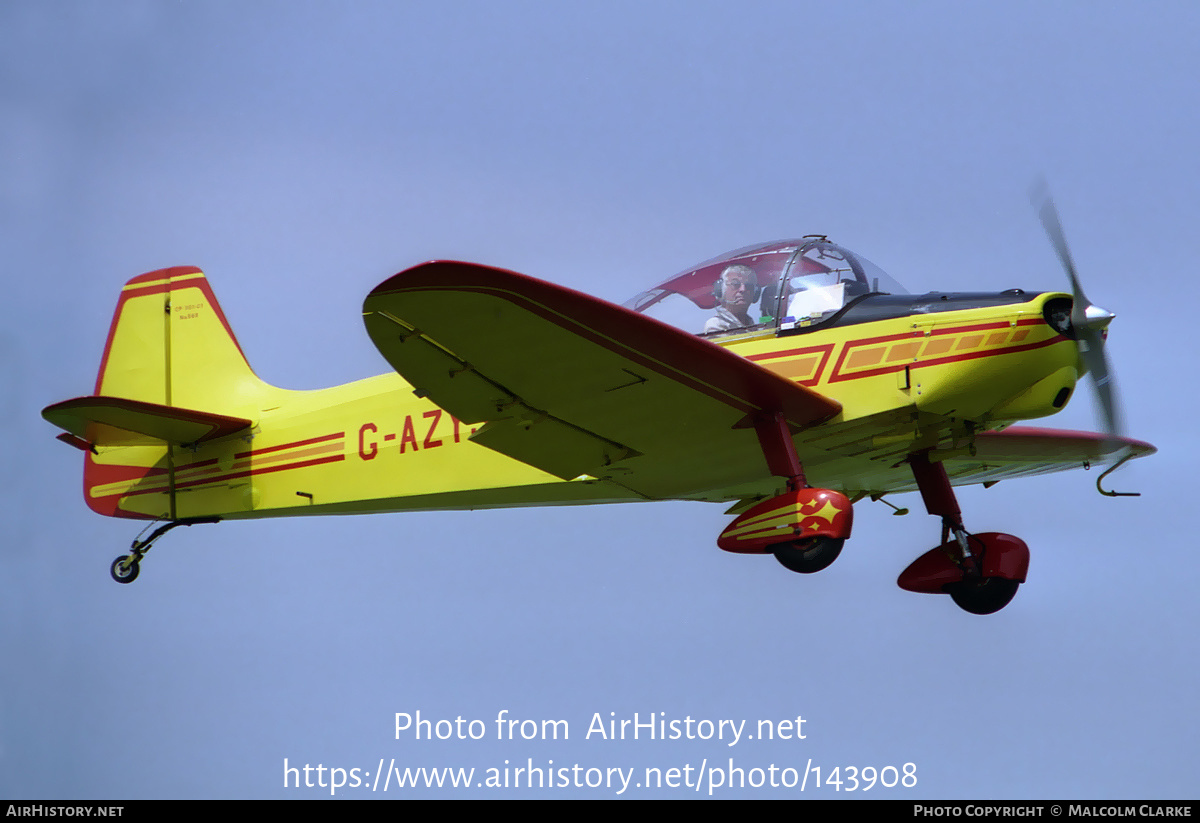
[110,516,220,584]
[897,452,1028,614]
[717,412,853,573]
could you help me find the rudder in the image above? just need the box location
[95,266,270,412]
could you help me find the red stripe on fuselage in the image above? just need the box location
[826,318,1056,384]
[233,431,344,459]
[87,432,347,512]
[116,453,347,498]
[173,453,347,492]
[744,343,835,386]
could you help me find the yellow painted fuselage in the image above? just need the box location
[85,279,1078,522]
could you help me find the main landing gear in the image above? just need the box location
[109,517,219,584]
[717,412,854,573]
[715,414,1026,614]
[897,453,1029,615]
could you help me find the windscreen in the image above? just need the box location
[624,238,906,337]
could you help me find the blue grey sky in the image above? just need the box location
[2,1,1196,798]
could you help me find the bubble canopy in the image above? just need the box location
[624,237,908,337]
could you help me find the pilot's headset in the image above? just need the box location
[711,265,762,304]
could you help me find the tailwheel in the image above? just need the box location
[771,537,844,574]
[108,516,221,585]
[110,554,140,584]
[945,576,1020,615]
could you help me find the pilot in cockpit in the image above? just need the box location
[704,265,759,333]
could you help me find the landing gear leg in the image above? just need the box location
[897,452,1028,614]
[910,451,978,576]
[109,517,220,584]
[717,412,853,570]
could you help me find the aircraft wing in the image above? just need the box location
[935,427,1156,486]
[794,425,1156,498]
[362,261,841,498]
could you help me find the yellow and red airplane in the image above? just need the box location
[42,198,1153,614]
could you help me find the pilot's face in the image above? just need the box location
[722,275,754,312]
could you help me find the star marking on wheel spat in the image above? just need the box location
[800,498,842,527]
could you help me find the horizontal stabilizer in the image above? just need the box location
[42,396,252,447]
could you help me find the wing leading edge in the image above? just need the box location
[362,261,841,497]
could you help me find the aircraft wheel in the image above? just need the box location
[771,537,844,574]
[945,577,1019,615]
[110,555,140,584]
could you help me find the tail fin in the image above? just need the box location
[95,266,270,412]
[47,266,275,519]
